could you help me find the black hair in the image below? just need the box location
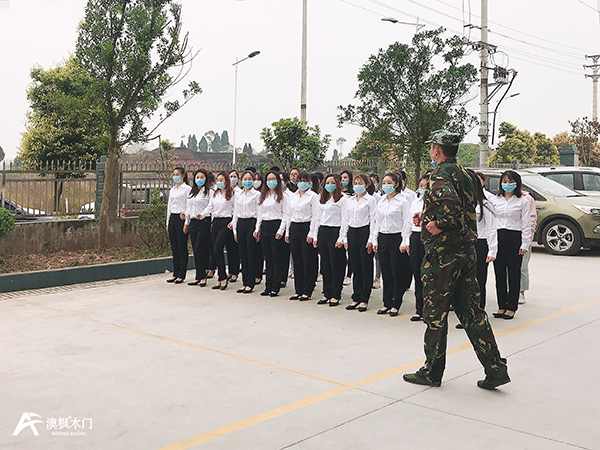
[245,166,257,173]
[340,169,354,195]
[173,167,188,184]
[382,172,402,194]
[310,173,321,194]
[190,168,210,198]
[440,144,459,158]
[498,170,523,198]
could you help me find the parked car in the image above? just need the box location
[1,198,53,222]
[79,202,95,220]
[527,166,600,197]
[479,169,600,256]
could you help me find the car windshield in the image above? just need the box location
[521,174,583,198]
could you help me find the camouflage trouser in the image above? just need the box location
[419,246,507,382]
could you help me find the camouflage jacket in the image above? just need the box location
[421,158,478,253]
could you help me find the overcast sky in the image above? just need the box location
[1,0,599,162]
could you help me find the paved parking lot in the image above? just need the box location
[1,247,600,450]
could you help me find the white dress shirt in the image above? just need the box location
[232,188,260,234]
[166,183,192,225]
[339,193,377,244]
[492,194,532,251]
[373,193,412,247]
[256,192,289,236]
[318,195,348,244]
[201,189,236,219]
[285,190,321,240]
[184,189,211,225]
[411,197,424,233]
[401,187,417,205]
[476,200,498,259]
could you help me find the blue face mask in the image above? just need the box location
[281,180,287,188]
[291,180,297,185]
[230,177,238,186]
[173,176,181,184]
[297,181,310,191]
[354,185,366,195]
[382,184,396,195]
[195,178,205,187]
[325,184,336,193]
[267,180,278,190]
[417,188,426,197]
[502,182,517,193]
[216,181,226,190]
[341,180,349,188]
[431,160,437,168]
[242,180,253,189]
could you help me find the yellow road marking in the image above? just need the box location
[157,298,600,450]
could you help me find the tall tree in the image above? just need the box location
[570,117,600,166]
[211,133,222,153]
[533,132,559,165]
[488,122,535,164]
[76,0,201,249]
[260,117,331,171]
[338,28,478,180]
[552,131,574,150]
[221,130,230,147]
[198,135,208,152]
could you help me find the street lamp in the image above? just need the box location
[232,50,261,168]
[491,93,520,145]
[381,17,425,34]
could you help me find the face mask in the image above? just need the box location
[341,180,349,188]
[382,184,396,195]
[173,176,181,184]
[281,180,287,188]
[325,184,336,193]
[242,180,253,189]
[431,160,437,168]
[216,181,226,190]
[291,180,298,185]
[354,185,366,195]
[267,180,278,190]
[502,182,517,193]
[297,181,310,191]
[253,180,262,189]
[417,188,426,197]
[195,178,205,187]
[210,185,217,191]
[230,177,238,185]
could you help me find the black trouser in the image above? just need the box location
[168,213,189,279]
[237,218,262,288]
[281,238,291,284]
[409,231,425,316]
[475,239,490,309]
[378,232,412,310]
[261,220,286,294]
[318,226,347,300]
[189,217,211,281]
[228,234,240,277]
[208,229,216,272]
[211,217,234,282]
[493,229,523,312]
[348,225,374,304]
[289,222,319,297]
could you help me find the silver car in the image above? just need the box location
[528,166,600,197]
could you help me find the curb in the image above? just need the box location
[0,256,195,294]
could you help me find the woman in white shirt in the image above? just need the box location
[166,167,191,284]
[183,168,211,287]
[252,172,264,285]
[254,170,289,297]
[199,172,236,290]
[342,174,377,312]
[373,172,413,317]
[474,172,498,310]
[285,171,321,300]
[232,170,261,294]
[491,170,531,320]
[408,174,429,321]
[314,174,348,307]
[227,170,241,282]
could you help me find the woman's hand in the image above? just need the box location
[180,213,185,220]
[275,233,282,240]
[335,241,344,248]
[253,232,261,242]
[486,256,496,263]
[307,236,313,244]
[227,223,233,230]
[518,249,527,256]
[195,213,202,220]
[285,236,290,244]
[183,225,189,234]
[366,242,373,254]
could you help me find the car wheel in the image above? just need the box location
[541,219,582,256]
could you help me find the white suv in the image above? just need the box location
[528,166,600,197]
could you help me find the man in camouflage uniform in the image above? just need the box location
[403,130,510,390]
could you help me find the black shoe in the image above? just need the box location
[477,372,511,390]
[346,302,359,310]
[410,314,422,322]
[212,284,222,290]
[389,309,399,317]
[289,294,301,300]
[220,281,228,291]
[199,281,207,287]
[255,278,262,285]
[270,291,279,297]
[174,279,184,284]
[260,291,270,296]
[377,308,389,315]
[492,310,506,318]
[329,299,340,307]
[237,288,246,293]
[503,311,515,320]
[229,275,238,283]
[166,277,177,283]
[299,295,311,301]
[188,280,200,286]
[455,323,464,329]
[243,288,253,294]
[357,305,368,312]
[403,371,441,387]
[317,298,329,305]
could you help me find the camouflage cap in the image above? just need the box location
[425,129,462,146]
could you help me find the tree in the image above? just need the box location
[350,123,401,162]
[260,117,331,171]
[76,0,201,249]
[457,143,479,167]
[180,139,184,148]
[533,132,559,165]
[553,131,573,150]
[338,28,478,180]
[211,133,222,152]
[488,122,535,164]
[221,130,230,149]
[570,117,600,166]
[198,136,208,152]
[186,134,197,150]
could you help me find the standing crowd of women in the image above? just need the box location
[166,165,534,320]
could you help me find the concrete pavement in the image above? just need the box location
[1,247,599,449]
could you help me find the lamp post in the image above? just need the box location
[232,50,261,168]
[381,17,425,34]
[301,0,307,124]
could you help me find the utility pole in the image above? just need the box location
[300,0,307,125]
[478,0,490,167]
[584,54,600,120]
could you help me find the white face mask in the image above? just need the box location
[253,180,262,190]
